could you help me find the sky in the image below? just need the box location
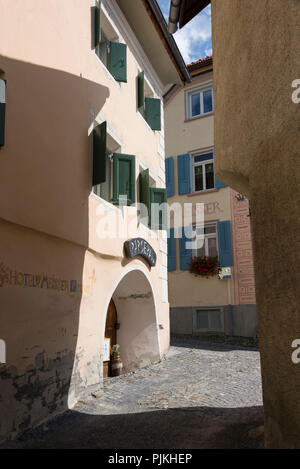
[157,0,212,65]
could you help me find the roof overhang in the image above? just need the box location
[168,0,211,32]
[116,0,191,86]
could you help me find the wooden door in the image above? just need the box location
[103,299,117,378]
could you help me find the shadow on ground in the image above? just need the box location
[1,405,264,449]
[170,336,259,353]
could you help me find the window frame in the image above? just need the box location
[192,222,218,259]
[191,149,215,193]
[186,82,214,120]
[193,307,224,333]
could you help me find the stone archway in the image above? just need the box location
[106,268,160,374]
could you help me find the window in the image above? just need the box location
[95,4,127,82]
[139,168,167,230]
[193,223,218,258]
[137,70,161,131]
[187,84,213,119]
[194,309,224,333]
[191,151,215,193]
[92,122,136,206]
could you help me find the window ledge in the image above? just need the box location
[185,112,214,123]
[188,189,219,197]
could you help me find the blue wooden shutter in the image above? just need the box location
[110,42,127,82]
[179,226,193,270]
[217,221,233,267]
[93,121,107,186]
[168,228,176,271]
[215,178,227,189]
[165,157,174,197]
[178,154,191,195]
[0,79,6,147]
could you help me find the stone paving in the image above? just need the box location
[1,340,264,449]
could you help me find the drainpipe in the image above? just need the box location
[168,0,183,33]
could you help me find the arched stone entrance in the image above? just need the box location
[103,267,160,375]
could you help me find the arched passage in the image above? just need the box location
[104,268,160,374]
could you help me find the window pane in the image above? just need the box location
[194,153,213,163]
[196,245,205,258]
[197,312,209,329]
[191,93,200,117]
[205,225,216,235]
[205,163,215,190]
[208,237,217,257]
[194,165,203,192]
[203,89,213,113]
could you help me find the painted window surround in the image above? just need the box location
[185,80,214,121]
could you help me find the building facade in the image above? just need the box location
[164,57,257,339]
[167,0,300,448]
[0,0,189,442]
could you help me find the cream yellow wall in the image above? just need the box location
[0,0,166,247]
[0,0,172,441]
[165,71,234,309]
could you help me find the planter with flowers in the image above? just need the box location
[189,256,221,279]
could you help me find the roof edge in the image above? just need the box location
[142,0,191,84]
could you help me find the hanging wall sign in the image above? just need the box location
[124,238,157,267]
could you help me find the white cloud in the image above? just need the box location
[174,10,212,63]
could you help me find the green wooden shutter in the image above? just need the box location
[0,79,6,147]
[145,97,161,131]
[139,168,150,226]
[93,121,107,186]
[113,153,136,206]
[150,188,167,230]
[137,71,145,109]
[94,2,101,48]
[109,42,127,82]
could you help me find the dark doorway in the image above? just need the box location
[103,299,117,378]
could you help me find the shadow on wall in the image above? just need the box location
[0,405,265,449]
[0,57,109,442]
[112,269,160,373]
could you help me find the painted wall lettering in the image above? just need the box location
[0,262,96,297]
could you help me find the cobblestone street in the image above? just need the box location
[2,340,264,449]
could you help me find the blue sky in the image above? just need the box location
[157,0,212,64]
